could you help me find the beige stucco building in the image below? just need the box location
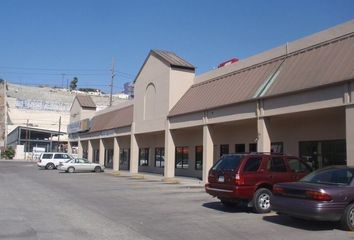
[68,20,354,182]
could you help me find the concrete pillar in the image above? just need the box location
[88,140,93,162]
[130,123,139,174]
[203,125,214,183]
[99,139,105,166]
[346,105,354,166]
[257,117,271,152]
[78,140,83,158]
[67,141,72,154]
[164,123,176,179]
[113,137,120,172]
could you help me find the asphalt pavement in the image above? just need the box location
[0,160,352,240]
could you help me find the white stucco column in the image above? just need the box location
[113,137,120,172]
[99,139,105,166]
[203,125,214,183]
[78,140,83,158]
[257,117,271,152]
[346,105,354,166]
[164,121,176,179]
[88,140,93,162]
[67,141,72,154]
[130,123,139,174]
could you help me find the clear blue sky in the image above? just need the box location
[1,0,354,93]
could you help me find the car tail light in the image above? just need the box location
[305,190,332,201]
[273,186,285,195]
[38,159,41,163]
[235,174,244,185]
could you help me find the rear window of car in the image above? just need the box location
[41,154,53,159]
[212,155,244,171]
[301,168,354,186]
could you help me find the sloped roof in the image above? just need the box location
[75,95,96,108]
[89,105,133,133]
[133,50,195,83]
[169,33,354,117]
[152,50,195,70]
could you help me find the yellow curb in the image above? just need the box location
[161,177,180,184]
[130,174,145,179]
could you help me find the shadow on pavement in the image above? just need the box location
[262,215,342,231]
[202,201,253,213]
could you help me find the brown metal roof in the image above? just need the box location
[152,50,195,70]
[169,34,354,117]
[169,59,283,116]
[89,105,133,132]
[263,35,354,97]
[75,95,96,108]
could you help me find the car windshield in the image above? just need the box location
[212,155,244,172]
[65,159,73,163]
[300,167,354,186]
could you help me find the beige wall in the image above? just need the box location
[134,54,195,134]
[134,55,171,133]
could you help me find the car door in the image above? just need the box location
[80,158,93,171]
[266,156,291,184]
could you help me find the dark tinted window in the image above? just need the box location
[268,157,287,172]
[301,168,354,186]
[243,157,262,172]
[220,144,229,157]
[235,144,245,153]
[249,143,257,152]
[54,154,64,159]
[287,158,311,173]
[42,154,53,159]
[212,155,244,171]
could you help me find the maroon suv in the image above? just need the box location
[205,153,312,213]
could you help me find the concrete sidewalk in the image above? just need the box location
[104,169,204,188]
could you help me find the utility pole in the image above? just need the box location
[61,73,65,89]
[109,58,115,107]
[57,116,61,152]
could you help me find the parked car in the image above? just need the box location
[205,153,312,213]
[37,152,73,170]
[272,166,354,230]
[58,158,104,173]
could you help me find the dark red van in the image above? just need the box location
[205,153,312,213]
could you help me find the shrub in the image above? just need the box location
[3,147,15,159]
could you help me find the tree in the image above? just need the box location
[70,77,78,91]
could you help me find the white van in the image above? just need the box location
[37,153,73,170]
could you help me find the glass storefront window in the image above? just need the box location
[105,149,113,168]
[220,144,229,157]
[155,148,165,168]
[299,140,346,170]
[119,148,130,170]
[195,146,203,170]
[176,146,189,169]
[139,148,149,166]
[235,144,245,153]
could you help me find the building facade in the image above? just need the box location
[68,20,354,182]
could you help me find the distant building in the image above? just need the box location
[123,82,134,98]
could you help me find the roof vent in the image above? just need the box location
[218,58,239,68]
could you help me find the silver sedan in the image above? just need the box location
[58,158,104,173]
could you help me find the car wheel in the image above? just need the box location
[94,166,101,173]
[68,167,75,173]
[45,163,55,170]
[253,188,272,213]
[341,203,354,231]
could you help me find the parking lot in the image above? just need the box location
[0,160,352,240]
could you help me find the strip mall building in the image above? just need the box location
[68,20,354,182]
